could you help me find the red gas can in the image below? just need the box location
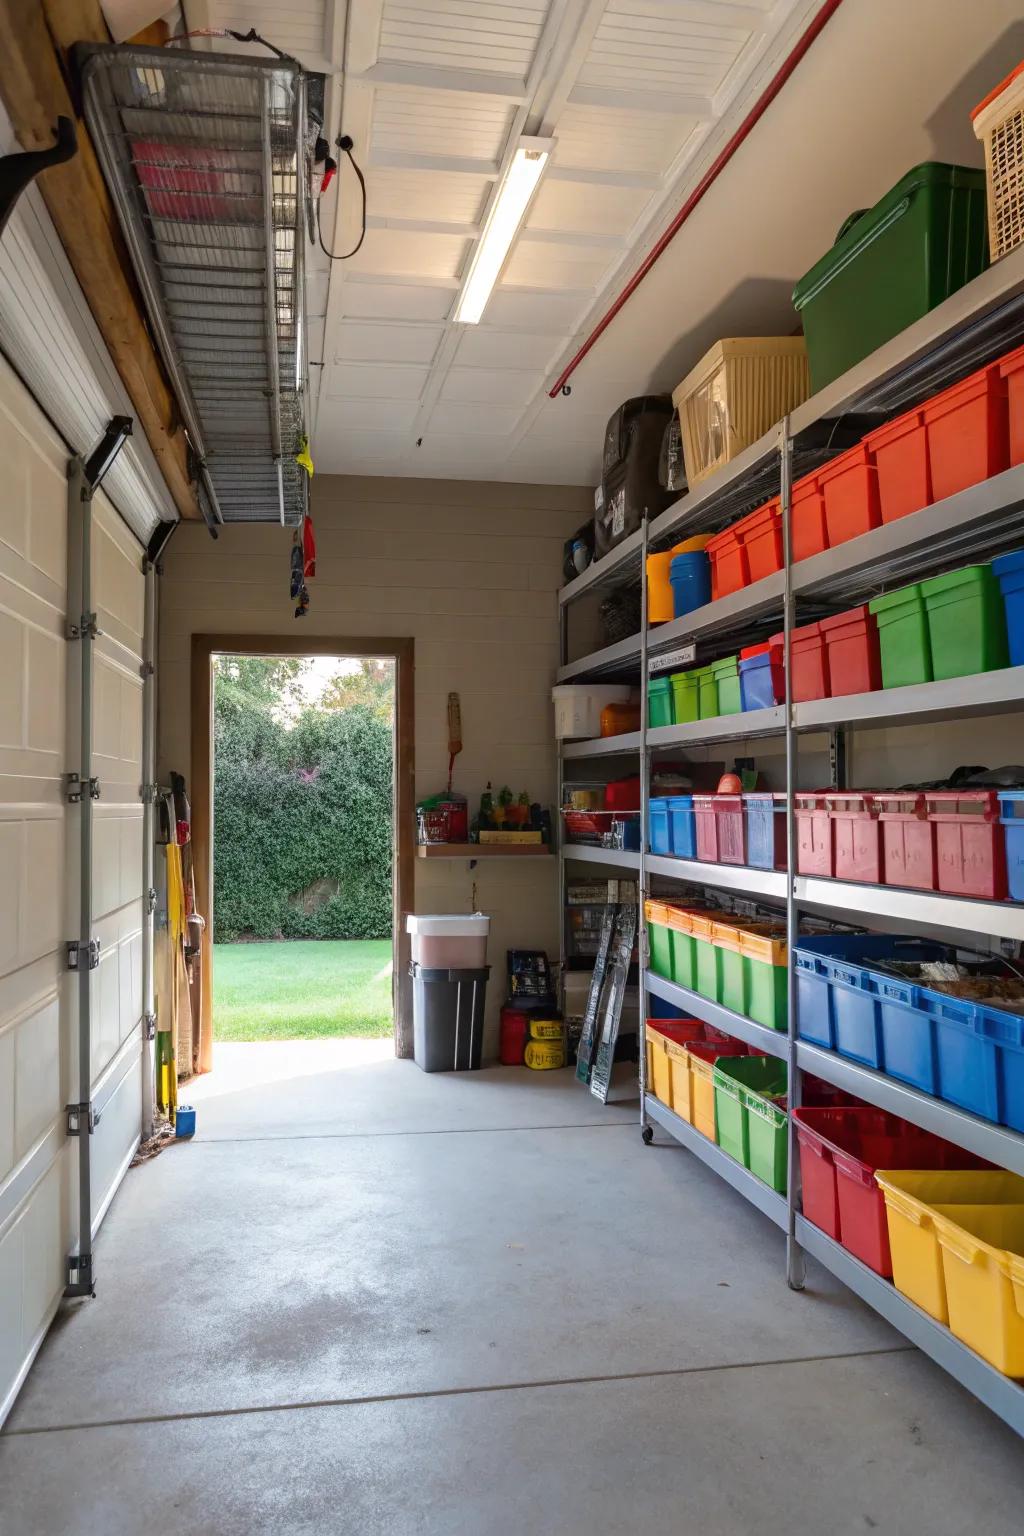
[500,1007,530,1066]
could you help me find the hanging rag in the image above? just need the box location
[303,510,316,578]
[295,436,314,478]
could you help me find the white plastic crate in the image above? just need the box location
[973,61,1024,261]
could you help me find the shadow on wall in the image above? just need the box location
[925,23,1024,161]
[648,277,800,397]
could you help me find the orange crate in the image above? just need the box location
[736,499,783,582]
[922,363,1010,501]
[706,526,749,600]
[865,407,931,524]
[790,471,828,562]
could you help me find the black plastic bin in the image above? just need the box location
[411,964,489,1072]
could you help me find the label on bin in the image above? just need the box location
[648,644,696,675]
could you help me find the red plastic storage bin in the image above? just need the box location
[648,1018,707,1046]
[604,776,642,812]
[922,363,1010,502]
[865,407,931,524]
[736,500,783,582]
[819,605,882,697]
[790,470,828,562]
[692,794,719,862]
[874,792,936,890]
[770,623,829,702]
[706,526,749,600]
[795,792,833,876]
[500,1007,530,1065]
[818,444,881,548]
[794,1106,989,1276]
[714,795,746,865]
[923,790,1008,899]
[1000,344,1024,468]
[826,792,883,884]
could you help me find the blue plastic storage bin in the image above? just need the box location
[649,997,684,1019]
[668,794,696,857]
[670,552,711,619]
[793,936,946,1065]
[648,798,672,854]
[739,648,779,711]
[746,793,784,870]
[998,790,1024,901]
[992,547,1024,667]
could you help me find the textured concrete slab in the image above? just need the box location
[7,1119,894,1430]
[3,1351,1023,1536]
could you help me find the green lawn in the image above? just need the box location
[213,940,393,1040]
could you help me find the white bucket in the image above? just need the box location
[406,912,490,968]
[551,684,631,740]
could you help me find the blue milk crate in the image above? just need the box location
[793,935,947,1066]
[648,798,672,854]
[668,794,696,857]
[921,989,1024,1130]
[998,790,1024,901]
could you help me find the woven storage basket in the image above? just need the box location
[673,338,810,487]
[973,61,1024,260]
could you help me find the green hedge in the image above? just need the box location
[213,677,393,941]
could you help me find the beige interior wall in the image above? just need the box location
[157,475,590,1059]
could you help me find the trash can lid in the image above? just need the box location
[406,913,490,935]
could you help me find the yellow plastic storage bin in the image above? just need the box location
[933,1205,1024,1374]
[875,1170,1024,1327]
[667,1039,693,1123]
[646,1025,674,1108]
[673,338,810,488]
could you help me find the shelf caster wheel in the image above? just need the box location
[641,1124,654,1145]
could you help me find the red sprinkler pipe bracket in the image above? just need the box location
[547,0,847,398]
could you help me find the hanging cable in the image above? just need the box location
[316,136,367,261]
[165,27,300,67]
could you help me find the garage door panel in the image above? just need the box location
[92,950,120,1083]
[22,817,63,968]
[93,658,121,769]
[14,999,60,1164]
[0,1029,14,1182]
[26,629,63,757]
[0,823,20,975]
[119,814,143,908]
[0,1221,24,1402]
[92,813,121,922]
[0,608,24,742]
[0,402,31,564]
[94,501,144,655]
[20,1155,69,1342]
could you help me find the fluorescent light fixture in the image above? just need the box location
[453,135,554,324]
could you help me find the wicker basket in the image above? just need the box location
[973,60,1024,261]
[673,337,809,488]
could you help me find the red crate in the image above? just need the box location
[818,444,881,547]
[692,794,720,862]
[819,605,882,697]
[874,792,937,890]
[647,1019,707,1045]
[1000,343,1024,468]
[714,795,746,865]
[795,792,833,876]
[706,526,749,600]
[923,789,1008,899]
[794,1106,989,1276]
[826,792,883,884]
[604,776,642,812]
[790,471,828,562]
[922,363,1010,502]
[770,622,829,702]
[736,500,783,582]
[865,407,931,524]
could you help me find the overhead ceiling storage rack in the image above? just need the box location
[79,43,309,527]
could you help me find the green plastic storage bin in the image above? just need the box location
[694,936,721,1002]
[648,921,672,979]
[869,583,933,689]
[670,671,700,724]
[696,667,719,719]
[743,1083,788,1192]
[792,163,988,392]
[921,565,1009,681]
[713,1062,748,1162]
[719,946,745,1014]
[744,954,787,1031]
[648,675,674,728]
[711,654,742,716]
[670,930,697,991]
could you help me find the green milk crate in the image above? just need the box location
[921,566,1009,680]
[793,163,988,392]
[713,1062,748,1162]
[869,583,932,689]
[743,1085,788,1193]
[713,1058,788,1186]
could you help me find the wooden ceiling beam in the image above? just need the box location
[0,0,202,519]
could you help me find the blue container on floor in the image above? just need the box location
[739,649,778,711]
[669,552,711,618]
[998,790,1024,901]
[648,798,672,854]
[992,547,1024,666]
[175,1106,196,1138]
[668,794,696,857]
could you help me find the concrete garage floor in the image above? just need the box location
[2,1047,1023,1534]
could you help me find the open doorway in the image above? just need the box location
[190,635,416,1076]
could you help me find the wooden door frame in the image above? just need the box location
[191,634,415,1069]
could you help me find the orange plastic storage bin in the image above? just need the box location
[600,701,641,737]
[790,471,828,562]
[999,344,1024,468]
[818,444,881,547]
[736,500,783,582]
[922,363,1010,501]
[706,526,748,600]
[865,407,931,523]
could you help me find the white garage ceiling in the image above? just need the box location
[191,0,1024,485]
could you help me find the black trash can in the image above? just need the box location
[411,964,489,1072]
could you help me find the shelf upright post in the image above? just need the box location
[780,414,806,1292]
[639,519,651,1134]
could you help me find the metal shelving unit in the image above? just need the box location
[556,259,1024,1436]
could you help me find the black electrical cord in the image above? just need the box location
[316,135,367,261]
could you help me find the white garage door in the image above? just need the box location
[0,356,146,1422]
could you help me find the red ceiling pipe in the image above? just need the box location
[548,0,848,398]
